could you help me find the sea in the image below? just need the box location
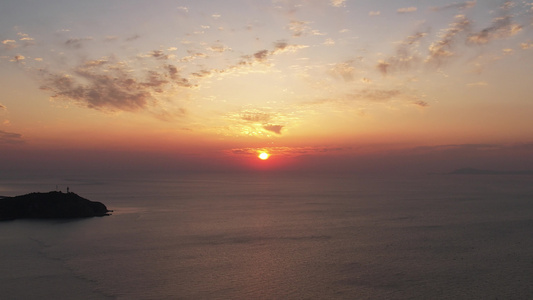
[1,172,533,299]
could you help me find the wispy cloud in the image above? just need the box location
[468,19,522,45]
[1,39,17,50]
[288,20,311,37]
[238,40,307,65]
[431,1,477,12]
[209,43,231,53]
[323,38,335,46]
[240,112,271,123]
[0,130,24,145]
[467,2,523,45]
[2,0,530,127]
[263,124,284,134]
[17,32,34,42]
[125,34,141,41]
[411,143,501,153]
[223,109,288,137]
[226,142,533,173]
[229,146,349,157]
[64,37,94,49]
[10,55,25,62]
[303,85,426,111]
[348,89,403,102]
[379,1,529,74]
[425,14,471,66]
[377,32,426,75]
[252,49,269,62]
[150,50,171,60]
[30,35,308,118]
[329,61,357,82]
[272,40,308,53]
[467,81,488,87]
[39,54,193,114]
[397,7,418,14]
[104,36,120,42]
[1,33,35,51]
[413,100,429,107]
[521,42,533,49]
[330,0,346,8]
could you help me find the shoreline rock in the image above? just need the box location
[0,191,111,221]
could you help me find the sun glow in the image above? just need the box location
[258,152,269,160]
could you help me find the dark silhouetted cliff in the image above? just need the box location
[0,191,110,221]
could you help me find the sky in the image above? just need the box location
[1,0,533,175]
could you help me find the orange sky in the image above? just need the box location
[1,0,533,175]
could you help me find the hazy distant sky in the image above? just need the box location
[1,0,532,174]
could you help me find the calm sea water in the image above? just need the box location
[1,173,533,299]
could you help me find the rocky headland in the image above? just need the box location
[0,191,111,221]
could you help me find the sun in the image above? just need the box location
[258,152,270,160]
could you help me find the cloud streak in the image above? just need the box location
[329,61,357,82]
[425,15,471,66]
[397,7,417,14]
[238,110,285,135]
[229,146,349,157]
[4,26,309,120]
[348,89,403,102]
[263,124,284,134]
[241,112,272,122]
[64,37,94,49]
[0,130,24,145]
[238,40,307,66]
[468,13,522,44]
[431,1,477,12]
[1,0,530,133]
[378,1,529,75]
[330,0,346,8]
[377,32,426,75]
[40,55,193,113]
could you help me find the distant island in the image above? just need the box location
[450,168,533,175]
[0,191,111,221]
